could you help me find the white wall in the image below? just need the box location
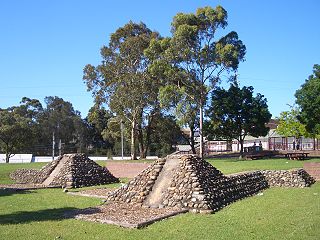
[0,154,33,163]
[32,156,59,162]
[88,156,108,161]
[0,154,156,163]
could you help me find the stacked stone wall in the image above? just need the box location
[49,154,118,187]
[105,155,315,214]
[10,156,62,184]
[10,154,118,188]
[106,158,166,204]
[161,156,269,212]
[261,169,315,187]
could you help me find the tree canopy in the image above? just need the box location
[276,107,308,138]
[146,5,246,157]
[295,64,320,136]
[83,21,165,159]
[0,107,32,163]
[205,84,271,158]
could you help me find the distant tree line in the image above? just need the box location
[0,96,183,162]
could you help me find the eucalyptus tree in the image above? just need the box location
[37,96,84,155]
[83,21,160,159]
[146,6,246,158]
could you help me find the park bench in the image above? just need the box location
[245,152,274,160]
[285,152,309,160]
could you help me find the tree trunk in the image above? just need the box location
[138,126,145,159]
[5,153,10,163]
[199,104,204,159]
[143,123,152,158]
[5,143,11,163]
[190,128,196,154]
[239,139,244,159]
[130,119,137,160]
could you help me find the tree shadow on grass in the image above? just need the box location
[0,207,86,225]
[0,188,33,197]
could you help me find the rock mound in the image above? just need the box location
[106,155,315,213]
[10,154,119,188]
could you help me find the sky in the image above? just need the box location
[0,0,319,118]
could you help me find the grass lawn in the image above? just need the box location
[0,158,319,240]
[207,157,320,174]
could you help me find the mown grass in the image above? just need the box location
[207,157,320,174]
[0,162,46,184]
[0,158,319,240]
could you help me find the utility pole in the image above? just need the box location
[52,131,55,160]
[58,139,62,156]
[121,119,124,160]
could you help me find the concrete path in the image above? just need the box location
[144,157,179,208]
[42,157,67,186]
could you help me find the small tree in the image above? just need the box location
[276,107,308,139]
[205,84,271,158]
[0,109,31,163]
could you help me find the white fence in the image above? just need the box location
[0,154,33,163]
[0,154,158,163]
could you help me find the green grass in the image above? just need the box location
[207,157,320,174]
[0,158,319,239]
[0,162,46,184]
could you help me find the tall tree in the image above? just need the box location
[149,114,182,156]
[13,97,44,153]
[205,84,271,158]
[38,96,84,155]
[86,105,118,154]
[295,64,320,136]
[146,6,246,158]
[83,21,160,159]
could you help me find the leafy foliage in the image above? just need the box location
[146,5,246,157]
[0,108,32,162]
[83,21,161,159]
[276,107,308,138]
[205,84,271,157]
[295,64,320,136]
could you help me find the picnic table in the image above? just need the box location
[285,152,309,160]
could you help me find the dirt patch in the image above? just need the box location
[69,188,114,198]
[106,162,150,178]
[68,202,187,228]
[304,162,320,180]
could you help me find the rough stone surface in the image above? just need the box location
[106,158,166,204]
[105,155,315,213]
[10,156,62,184]
[261,169,315,187]
[161,156,269,212]
[10,154,119,188]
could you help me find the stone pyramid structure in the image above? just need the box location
[106,155,315,213]
[10,153,119,188]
